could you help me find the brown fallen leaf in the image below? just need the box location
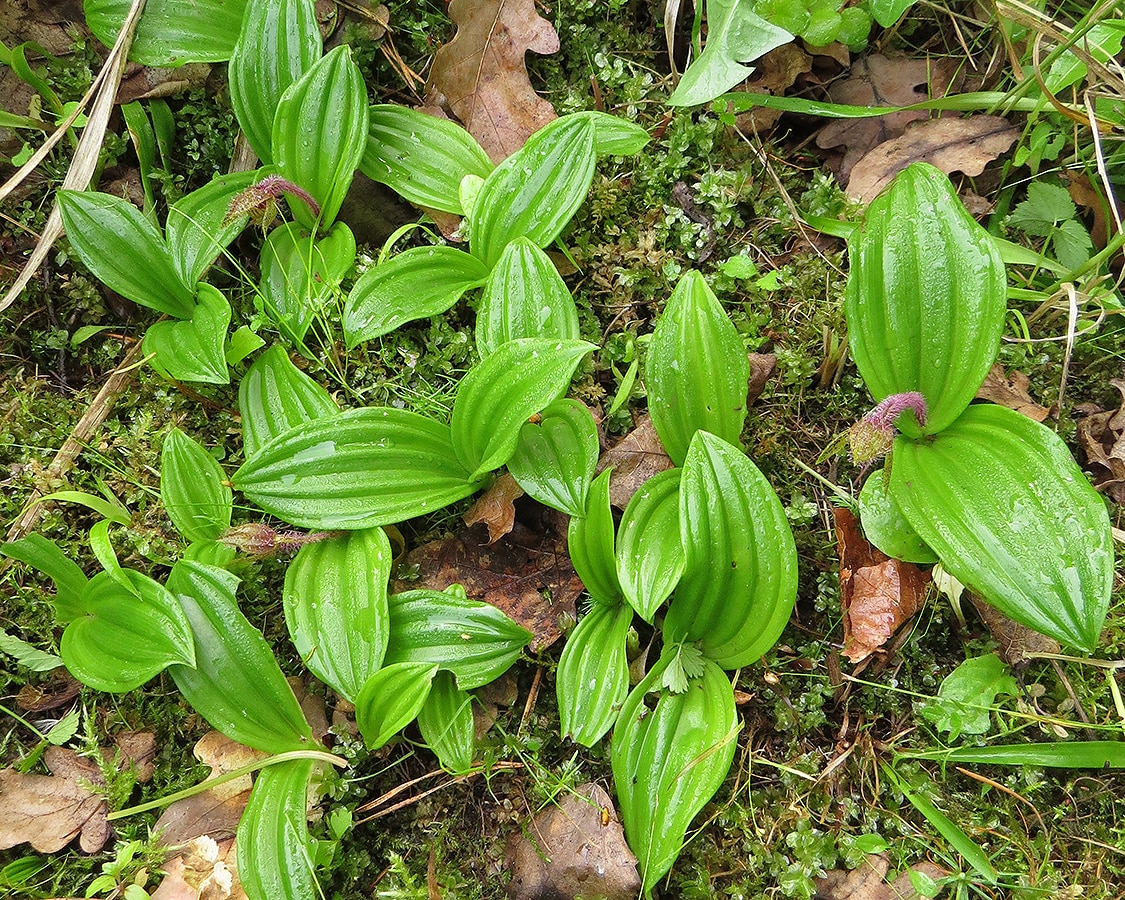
[597,414,675,509]
[464,472,526,543]
[16,671,82,712]
[738,44,813,131]
[846,115,1019,203]
[816,855,947,900]
[427,0,559,163]
[117,62,212,103]
[835,507,929,664]
[748,352,778,406]
[975,364,1051,422]
[1076,378,1125,503]
[506,782,640,900]
[396,521,583,651]
[969,595,1060,666]
[151,835,245,900]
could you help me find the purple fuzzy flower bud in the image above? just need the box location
[848,391,928,463]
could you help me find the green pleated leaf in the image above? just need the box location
[343,246,490,348]
[233,407,482,530]
[238,345,339,459]
[237,759,318,900]
[354,662,438,750]
[890,404,1113,651]
[384,589,532,691]
[646,270,750,466]
[612,652,739,893]
[166,171,258,286]
[144,283,231,384]
[417,670,475,774]
[363,104,494,214]
[664,431,798,669]
[579,111,651,156]
[845,162,1007,435]
[616,469,684,622]
[858,470,938,564]
[1,534,88,623]
[475,237,580,358]
[160,428,233,543]
[84,0,248,65]
[61,570,196,693]
[273,45,368,230]
[557,601,633,746]
[229,0,321,163]
[183,539,238,568]
[507,399,598,517]
[58,190,192,317]
[567,468,624,605]
[283,528,392,703]
[167,561,313,753]
[259,222,355,343]
[470,115,597,268]
[451,338,595,480]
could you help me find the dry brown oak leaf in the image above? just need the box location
[427,0,560,163]
[1077,378,1125,503]
[974,364,1051,423]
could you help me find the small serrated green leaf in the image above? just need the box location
[0,629,63,672]
[919,653,1017,740]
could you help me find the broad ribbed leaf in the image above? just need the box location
[507,399,598,517]
[168,561,313,753]
[343,246,490,348]
[470,115,597,268]
[890,404,1113,651]
[283,528,392,703]
[664,431,798,668]
[84,0,248,65]
[646,270,750,466]
[273,45,368,229]
[363,104,494,214]
[580,111,651,156]
[355,662,438,750]
[451,338,595,480]
[612,652,739,893]
[166,171,258,286]
[557,602,633,746]
[161,428,233,543]
[229,0,321,163]
[58,190,192,317]
[1,535,88,623]
[417,670,474,774]
[237,759,317,900]
[233,408,482,530]
[384,589,532,690]
[475,237,580,358]
[144,283,231,384]
[616,468,684,622]
[62,570,195,693]
[260,222,355,343]
[846,163,1006,435]
[567,469,624,604]
[858,470,938,564]
[238,345,338,458]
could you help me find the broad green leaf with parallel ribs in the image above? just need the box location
[355,662,438,750]
[160,428,232,543]
[384,589,532,691]
[58,190,192,317]
[343,246,490,348]
[475,237,580,358]
[273,45,368,230]
[417,670,475,774]
[167,561,313,753]
[283,528,392,703]
[84,0,248,65]
[646,270,750,466]
[144,283,231,384]
[1,534,88,623]
[890,403,1113,650]
[470,115,597,268]
[233,408,483,530]
[612,651,739,894]
[507,399,599,517]
[664,431,797,668]
[845,163,1006,436]
[567,469,624,605]
[579,111,652,156]
[451,338,595,480]
[62,570,195,693]
[557,601,633,746]
[616,469,685,623]
[238,345,338,459]
[229,0,321,163]
[858,469,938,564]
[237,759,317,900]
[363,104,494,214]
[166,170,257,286]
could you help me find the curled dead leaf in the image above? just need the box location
[975,364,1051,422]
[596,414,674,509]
[464,472,526,543]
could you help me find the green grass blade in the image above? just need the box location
[905,741,1125,768]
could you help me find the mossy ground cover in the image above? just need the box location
[2,1,1125,898]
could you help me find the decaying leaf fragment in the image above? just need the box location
[974,364,1051,423]
[596,414,675,509]
[1077,378,1125,503]
[815,853,947,900]
[464,472,526,543]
